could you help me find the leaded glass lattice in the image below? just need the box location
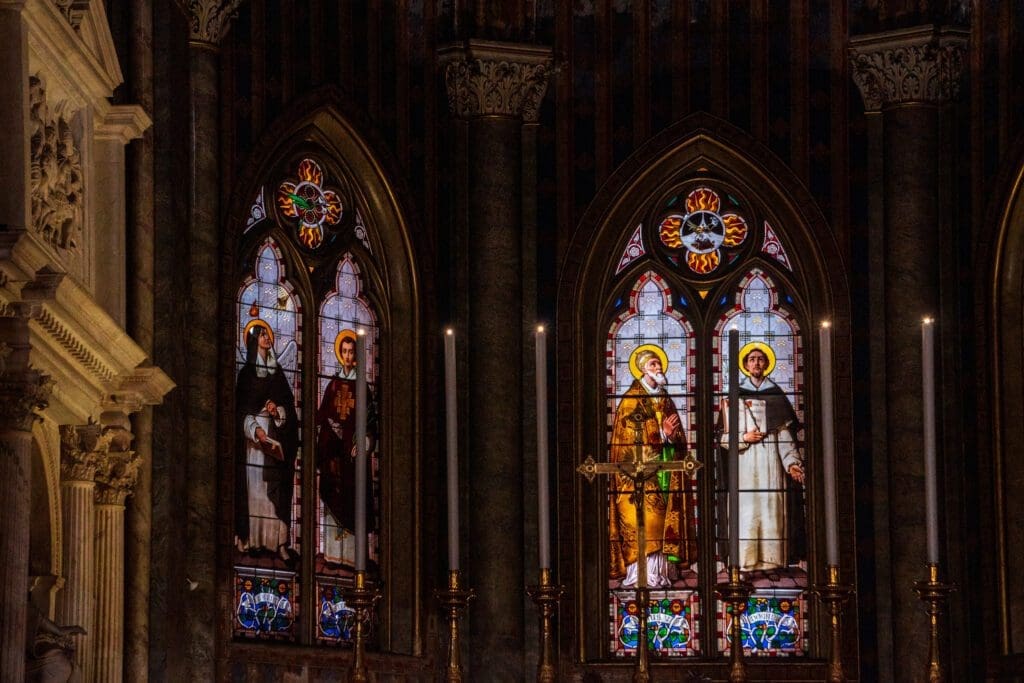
[606,271,700,657]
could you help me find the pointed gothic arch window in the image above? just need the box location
[230,155,386,647]
[600,182,812,659]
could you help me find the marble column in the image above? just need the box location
[439,41,551,680]
[56,424,106,683]
[126,0,155,678]
[850,26,966,682]
[172,2,241,680]
[93,437,140,683]
[0,370,51,683]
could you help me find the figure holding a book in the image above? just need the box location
[235,322,299,560]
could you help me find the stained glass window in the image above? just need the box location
[315,254,381,634]
[234,238,303,640]
[233,152,384,648]
[606,271,700,657]
[601,181,813,660]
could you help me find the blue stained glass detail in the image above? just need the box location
[719,296,728,306]
[317,583,356,643]
[614,297,623,309]
[725,595,803,654]
[727,194,741,206]
[785,295,794,304]
[679,296,689,308]
[234,570,296,639]
[666,195,679,207]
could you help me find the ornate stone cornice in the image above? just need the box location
[175,0,246,45]
[438,40,552,123]
[0,370,53,432]
[849,26,968,112]
[94,448,139,505]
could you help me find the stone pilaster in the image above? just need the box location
[0,371,51,683]
[56,424,108,683]
[439,40,551,680]
[93,435,139,683]
[849,25,966,683]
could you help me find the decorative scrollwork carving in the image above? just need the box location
[174,0,246,44]
[443,56,551,123]
[29,75,84,253]
[849,30,967,111]
[59,424,108,482]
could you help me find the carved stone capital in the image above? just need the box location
[60,423,106,481]
[439,41,552,123]
[849,26,967,112]
[175,0,246,45]
[0,370,53,432]
[94,448,139,505]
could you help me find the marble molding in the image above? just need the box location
[849,25,968,112]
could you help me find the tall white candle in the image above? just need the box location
[354,329,368,571]
[444,329,460,571]
[535,325,551,570]
[819,322,839,566]
[728,328,740,568]
[922,317,939,564]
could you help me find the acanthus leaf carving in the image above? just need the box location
[59,423,109,482]
[0,371,53,432]
[94,448,139,505]
[29,75,84,254]
[443,55,551,123]
[849,28,967,112]
[174,0,246,45]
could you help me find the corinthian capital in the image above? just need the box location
[849,26,967,112]
[95,449,140,505]
[439,40,552,123]
[175,0,246,45]
[0,370,53,432]
[60,424,107,481]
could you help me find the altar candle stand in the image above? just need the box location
[811,321,854,683]
[436,328,474,682]
[527,325,564,682]
[914,317,955,683]
[715,328,752,683]
[347,330,382,683]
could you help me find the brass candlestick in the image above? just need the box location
[715,566,752,683]
[813,564,854,682]
[344,570,382,683]
[526,567,564,682]
[435,569,475,682]
[913,563,955,683]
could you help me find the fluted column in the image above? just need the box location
[0,370,51,683]
[93,434,139,683]
[439,40,551,680]
[172,2,241,680]
[850,26,966,682]
[56,424,108,683]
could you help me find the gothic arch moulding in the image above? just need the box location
[220,87,429,667]
[978,132,1024,674]
[556,112,853,674]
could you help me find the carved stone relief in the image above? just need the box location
[443,56,551,123]
[29,75,84,254]
[175,0,246,44]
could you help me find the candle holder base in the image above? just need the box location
[526,568,564,683]
[913,563,955,683]
[812,564,854,683]
[435,570,475,683]
[715,567,753,683]
[344,570,382,683]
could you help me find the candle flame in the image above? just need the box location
[357,328,366,336]
[922,316,934,325]
[445,328,454,336]
[537,324,545,333]
[821,320,831,328]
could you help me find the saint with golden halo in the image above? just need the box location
[608,343,697,588]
